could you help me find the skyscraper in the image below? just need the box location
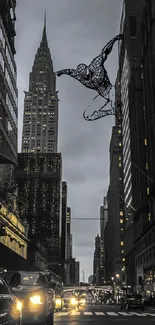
[75,261,80,285]
[0,0,18,165]
[66,207,71,284]
[22,14,58,154]
[61,181,67,283]
[118,0,146,287]
[16,153,62,273]
[93,235,100,284]
[16,16,61,273]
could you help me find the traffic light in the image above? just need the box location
[0,226,6,236]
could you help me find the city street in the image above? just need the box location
[55,305,155,324]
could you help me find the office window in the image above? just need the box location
[129,16,137,37]
[120,241,124,246]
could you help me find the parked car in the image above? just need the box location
[2,271,55,325]
[0,276,22,325]
[120,293,145,310]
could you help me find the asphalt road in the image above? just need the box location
[54,304,155,324]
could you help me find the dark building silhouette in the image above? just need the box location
[75,261,80,284]
[93,235,100,284]
[16,153,62,274]
[66,207,71,284]
[70,257,75,285]
[104,117,125,282]
[100,197,108,280]
[134,0,155,292]
[0,0,18,165]
[61,181,67,283]
[118,0,146,288]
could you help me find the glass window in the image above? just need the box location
[120,241,124,246]
[0,278,9,294]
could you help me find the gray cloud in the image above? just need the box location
[16,0,123,278]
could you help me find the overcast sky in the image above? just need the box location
[16,0,123,280]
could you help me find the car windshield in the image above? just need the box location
[0,278,9,294]
[20,273,39,286]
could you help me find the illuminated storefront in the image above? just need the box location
[0,200,29,270]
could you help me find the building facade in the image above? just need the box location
[93,235,100,284]
[134,0,155,293]
[100,197,108,280]
[105,123,125,282]
[66,207,71,284]
[22,17,58,154]
[0,199,28,270]
[16,153,62,274]
[0,0,18,165]
[75,261,80,285]
[118,0,146,288]
[70,257,75,285]
[61,181,67,283]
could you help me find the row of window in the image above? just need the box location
[6,93,17,126]
[5,67,17,105]
[0,22,16,78]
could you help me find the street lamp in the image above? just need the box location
[111,277,115,299]
[115,274,120,303]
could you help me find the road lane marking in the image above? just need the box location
[95,312,105,315]
[129,312,147,316]
[118,312,133,316]
[56,312,69,316]
[70,311,80,316]
[107,312,118,316]
[84,312,92,315]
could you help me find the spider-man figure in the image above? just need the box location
[57,34,123,102]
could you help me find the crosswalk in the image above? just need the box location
[55,310,155,317]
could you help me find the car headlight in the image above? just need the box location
[56,298,61,305]
[70,298,78,305]
[16,301,22,311]
[80,299,86,304]
[30,295,43,304]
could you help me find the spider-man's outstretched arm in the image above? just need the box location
[101,34,123,60]
[57,69,84,82]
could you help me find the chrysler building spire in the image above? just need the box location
[41,11,47,46]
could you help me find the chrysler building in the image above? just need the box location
[22,15,58,153]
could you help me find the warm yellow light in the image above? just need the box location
[30,295,42,304]
[120,241,124,246]
[70,298,78,305]
[80,299,86,305]
[16,301,22,311]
